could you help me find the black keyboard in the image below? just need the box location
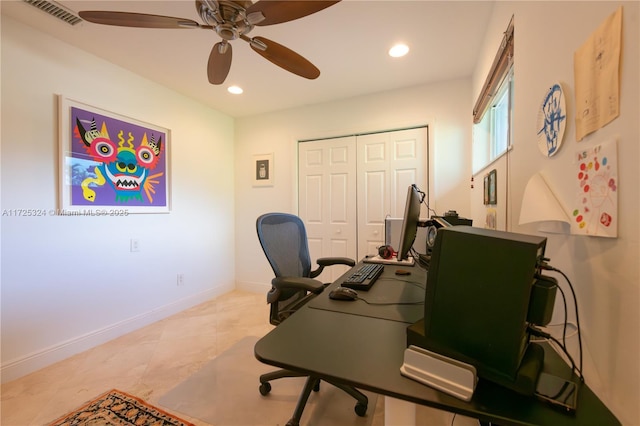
[342,263,384,291]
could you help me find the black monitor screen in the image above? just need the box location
[397,185,422,261]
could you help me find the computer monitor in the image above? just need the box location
[409,226,550,395]
[397,185,423,262]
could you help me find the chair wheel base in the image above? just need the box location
[355,402,368,417]
[259,382,272,396]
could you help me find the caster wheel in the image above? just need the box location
[286,420,298,426]
[259,382,271,396]
[355,402,368,417]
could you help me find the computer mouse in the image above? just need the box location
[329,286,359,301]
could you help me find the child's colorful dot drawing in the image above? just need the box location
[573,139,618,237]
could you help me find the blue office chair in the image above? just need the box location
[255,212,368,426]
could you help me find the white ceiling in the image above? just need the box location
[2,0,495,118]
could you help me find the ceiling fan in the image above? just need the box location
[78,0,340,85]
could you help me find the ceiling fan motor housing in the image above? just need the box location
[216,22,239,40]
[199,0,255,40]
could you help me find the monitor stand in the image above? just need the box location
[364,255,415,266]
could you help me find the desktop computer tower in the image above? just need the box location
[385,217,428,253]
[408,226,547,395]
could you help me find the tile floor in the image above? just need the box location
[1,290,476,426]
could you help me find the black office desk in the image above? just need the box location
[255,262,620,425]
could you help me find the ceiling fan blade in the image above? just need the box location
[246,1,340,26]
[208,42,232,85]
[79,11,201,29]
[250,36,320,80]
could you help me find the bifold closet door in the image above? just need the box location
[356,128,426,259]
[299,127,427,271]
[298,136,358,283]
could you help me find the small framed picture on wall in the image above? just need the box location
[483,174,490,205]
[253,153,273,187]
[488,169,497,205]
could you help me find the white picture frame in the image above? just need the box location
[59,95,171,214]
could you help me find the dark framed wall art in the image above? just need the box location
[253,153,274,187]
[488,169,497,205]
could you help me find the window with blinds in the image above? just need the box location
[472,16,514,174]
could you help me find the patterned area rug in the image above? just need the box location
[48,389,195,426]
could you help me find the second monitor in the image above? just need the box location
[396,184,424,262]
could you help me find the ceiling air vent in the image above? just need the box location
[22,0,82,26]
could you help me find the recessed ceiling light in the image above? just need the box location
[228,85,243,95]
[389,43,409,58]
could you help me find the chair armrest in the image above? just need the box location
[272,276,325,294]
[310,257,356,278]
[267,276,325,304]
[317,257,356,267]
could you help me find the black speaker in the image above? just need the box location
[418,226,548,395]
[425,212,473,251]
[527,275,558,326]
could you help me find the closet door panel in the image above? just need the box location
[299,136,357,282]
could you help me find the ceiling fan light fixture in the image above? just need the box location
[389,43,410,58]
[228,85,243,95]
[216,22,239,40]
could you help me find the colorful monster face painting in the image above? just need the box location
[67,105,169,211]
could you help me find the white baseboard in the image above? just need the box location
[1,285,232,384]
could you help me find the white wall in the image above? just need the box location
[234,79,472,292]
[471,2,639,424]
[3,2,638,423]
[1,16,236,381]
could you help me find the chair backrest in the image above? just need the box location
[256,213,313,325]
[256,213,313,279]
